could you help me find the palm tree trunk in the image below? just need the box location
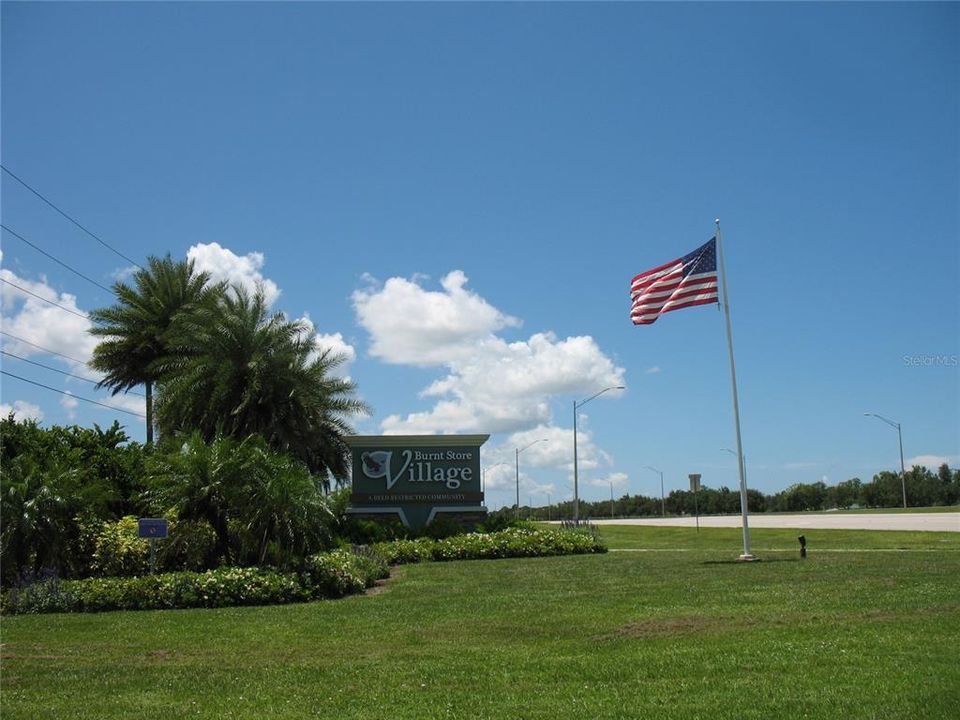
[259,526,270,565]
[145,380,153,444]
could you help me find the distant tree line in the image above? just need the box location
[501,465,960,521]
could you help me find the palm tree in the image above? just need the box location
[235,442,334,565]
[144,433,245,562]
[0,453,80,584]
[154,286,368,487]
[88,255,224,443]
[145,433,334,567]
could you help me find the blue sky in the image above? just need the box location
[2,2,957,509]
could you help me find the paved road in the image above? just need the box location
[587,512,959,532]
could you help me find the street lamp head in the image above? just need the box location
[518,438,549,454]
[577,385,625,408]
[864,412,899,428]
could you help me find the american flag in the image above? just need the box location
[630,238,719,325]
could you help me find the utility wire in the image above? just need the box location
[0,164,144,271]
[0,330,90,365]
[0,277,90,319]
[1,224,115,295]
[2,370,146,418]
[0,350,145,397]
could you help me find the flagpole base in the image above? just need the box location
[738,553,757,562]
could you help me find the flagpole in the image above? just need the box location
[714,219,754,561]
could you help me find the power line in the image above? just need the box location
[0,277,90,319]
[2,370,146,418]
[2,224,115,295]
[0,350,145,397]
[0,164,143,271]
[0,330,90,365]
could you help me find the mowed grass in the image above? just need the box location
[2,527,958,720]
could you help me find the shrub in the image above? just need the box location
[371,538,436,565]
[347,546,390,588]
[0,577,82,615]
[85,516,220,576]
[2,547,390,615]
[340,517,409,545]
[1,529,605,615]
[90,516,151,577]
[476,512,516,533]
[302,548,388,597]
[159,519,219,572]
[421,515,464,540]
[0,567,309,615]
[377,527,606,564]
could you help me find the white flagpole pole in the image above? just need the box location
[714,218,754,561]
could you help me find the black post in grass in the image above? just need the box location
[689,473,701,533]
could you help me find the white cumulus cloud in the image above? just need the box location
[352,270,521,367]
[0,264,98,377]
[355,271,625,435]
[589,472,630,490]
[187,242,281,306]
[0,400,44,422]
[907,454,959,469]
[95,393,147,418]
[294,313,357,379]
[481,424,612,493]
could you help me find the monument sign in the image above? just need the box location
[346,435,489,530]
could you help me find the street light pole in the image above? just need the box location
[515,448,519,519]
[573,385,624,524]
[864,413,907,508]
[645,465,665,517]
[516,438,548,519]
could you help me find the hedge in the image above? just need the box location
[2,528,603,615]
[374,526,607,564]
[2,549,385,615]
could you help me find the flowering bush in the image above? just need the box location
[89,516,151,577]
[2,549,386,615]
[303,549,386,598]
[81,515,219,577]
[375,527,606,564]
[371,538,436,565]
[1,528,604,615]
[434,527,605,560]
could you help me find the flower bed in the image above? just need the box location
[374,526,606,564]
[2,549,385,615]
[2,528,603,615]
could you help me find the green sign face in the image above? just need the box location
[346,435,489,529]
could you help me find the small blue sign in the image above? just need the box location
[138,518,169,539]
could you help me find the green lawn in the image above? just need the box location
[3,527,958,719]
